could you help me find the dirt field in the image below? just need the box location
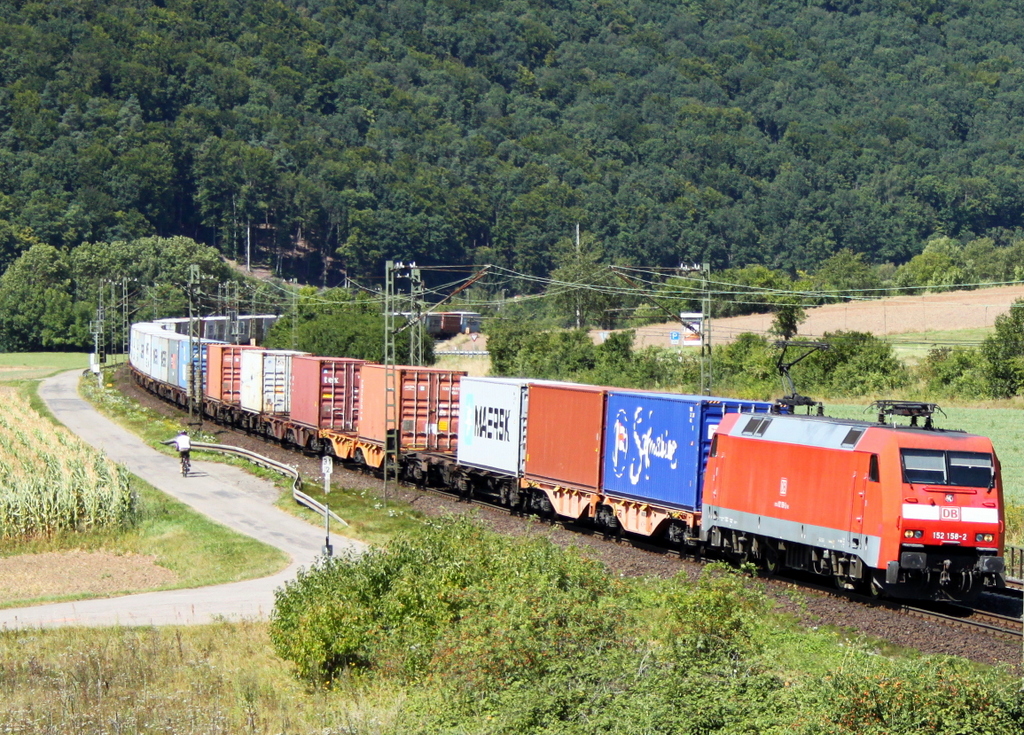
[628,283,1024,349]
[0,550,178,605]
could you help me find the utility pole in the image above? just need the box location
[121,277,130,363]
[187,265,203,428]
[291,279,298,350]
[700,261,713,396]
[383,261,401,504]
[108,280,117,363]
[228,281,239,344]
[97,283,105,367]
[408,265,424,366]
[89,317,102,387]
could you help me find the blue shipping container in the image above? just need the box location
[602,392,776,510]
[175,338,213,395]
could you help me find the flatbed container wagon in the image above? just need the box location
[521,383,608,522]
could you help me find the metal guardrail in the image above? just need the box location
[434,350,489,356]
[191,442,347,527]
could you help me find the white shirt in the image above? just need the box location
[173,435,191,452]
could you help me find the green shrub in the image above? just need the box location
[270,516,618,688]
[272,518,1024,734]
[918,346,989,399]
[819,658,1024,734]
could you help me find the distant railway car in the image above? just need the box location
[704,413,1005,599]
[451,311,481,334]
[425,311,481,338]
[235,315,279,344]
[151,314,279,344]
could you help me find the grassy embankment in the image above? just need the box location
[0,355,286,608]
[885,327,991,364]
[2,522,1021,734]
[1,355,1022,733]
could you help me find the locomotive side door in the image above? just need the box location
[847,454,870,553]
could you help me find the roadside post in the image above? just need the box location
[322,455,333,557]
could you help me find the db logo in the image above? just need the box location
[940,507,961,521]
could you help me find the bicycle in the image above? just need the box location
[180,453,191,477]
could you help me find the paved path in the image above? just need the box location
[0,370,365,629]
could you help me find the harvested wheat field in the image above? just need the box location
[0,550,177,605]
[627,284,1024,349]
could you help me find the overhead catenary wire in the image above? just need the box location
[199,261,1024,317]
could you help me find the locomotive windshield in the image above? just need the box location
[901,449,993,488]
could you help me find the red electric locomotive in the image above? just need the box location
[703,409,1005,600]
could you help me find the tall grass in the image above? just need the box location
[0,391,135,539]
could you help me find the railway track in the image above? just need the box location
[900,603,1022,640]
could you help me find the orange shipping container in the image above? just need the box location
[523,383,607,491]
[359,365,465,452]
[205,344,263,404]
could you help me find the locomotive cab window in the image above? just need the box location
[901,450,945,484]
[901,449,993,488]
[948,452,993,488]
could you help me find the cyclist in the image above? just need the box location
[164,430,192,475]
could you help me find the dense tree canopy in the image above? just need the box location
[4,0,1024,285]
[0,236,247,351]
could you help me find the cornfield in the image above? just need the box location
[0,392,136,539]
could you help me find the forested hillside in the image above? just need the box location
[3,0,1024,283]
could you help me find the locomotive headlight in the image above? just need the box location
[904,530,924,539]
[975,533,994,543]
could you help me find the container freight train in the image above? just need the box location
[129,320,1006,601]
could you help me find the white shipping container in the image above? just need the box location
[457,377,530,476]
[240,348,265,412]
[141,330,156,379]
[129,324,149,376]
[240,349,306,413]
[152,333,171,385]
[262,350,306,414]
